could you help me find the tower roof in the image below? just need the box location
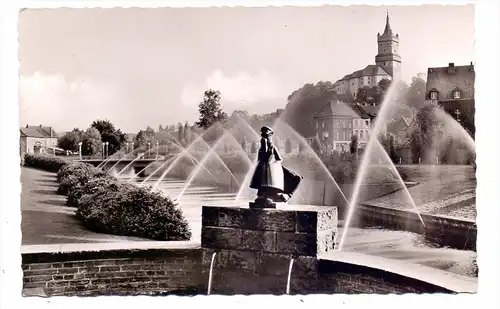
[382,12,392,36]
[378,11,398,39]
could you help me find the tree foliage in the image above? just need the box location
[350,134,358,155]
[91,119,127,155]
[196,89,227,130]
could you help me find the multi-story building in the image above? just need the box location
[333,13,402,98]
[311,101,373,153]
[20,125,59,154]
[426,62,475,135]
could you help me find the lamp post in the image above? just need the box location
[156,141,159,159]
[105,142,109,158]
[78,142,83,160]
[102,142,105,158]
[147,142,151,158]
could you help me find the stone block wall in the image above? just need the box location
[357,204,477,250]
[201,205,338,294]
[22,248,206,296]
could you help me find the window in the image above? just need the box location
[348,121,352,128]
[337,121,341,128]
[430,91,438,100]
[336,132,340,140]
[343,120,346,128]
[360,131,364,140]
[342,131,346,140]
[453,90,461,99]
[316,122,318,129]
[321,121,324,128]
[365,120,369,126]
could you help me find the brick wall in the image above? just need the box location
[317,259,454,294]
[22,248,206,296]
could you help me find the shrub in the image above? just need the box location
[67,176,121,207]
[23,154,68,173]
[76,184,191,241]
[56,163,101,196]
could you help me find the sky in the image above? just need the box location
[18,5,475,133]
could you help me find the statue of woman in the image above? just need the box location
[249,126,301,207]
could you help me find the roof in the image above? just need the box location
[314,101,361,119]
[20,126,58,138]
[338,65,390,82]
[426,63,475,100]
[351,103,380,118]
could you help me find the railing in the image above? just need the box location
[78,154,162,161]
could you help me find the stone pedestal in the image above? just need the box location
[201,204,338,294]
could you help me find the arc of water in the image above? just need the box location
[338,83,425,251]
[97,150,123,169]
[140,139,217,184]
[207,252,217,295]
[116,146,158,177]
[374,140,425,223]
[107,148,141,172]
[286,258,295,295]
[175,131,247,199]
[148,131,215,190]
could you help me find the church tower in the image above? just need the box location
[375,12,402,80]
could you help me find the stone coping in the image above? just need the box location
[21,241,200,255]
[359,202,476,224]
[204,203,336,212]
[319,251,478,294]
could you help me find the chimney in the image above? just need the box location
[25,124,28,128]
[469,62,475,72]
[39,124,42,127]
[448,63,456,74]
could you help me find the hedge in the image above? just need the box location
[53,159,192,241]
[76,184,191,240]
[23,154,68,173]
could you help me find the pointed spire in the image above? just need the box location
[382,10,393,36]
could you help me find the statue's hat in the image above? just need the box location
[261,126,274,134]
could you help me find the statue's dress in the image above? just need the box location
[249,138,285,192]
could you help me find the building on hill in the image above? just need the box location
[425,62,475,135]
[20,124,59,155]
[333,13,401,99]
[310,101,376,153]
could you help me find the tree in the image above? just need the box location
[91,119,126,155]
[250,141,257,154]
[183,122,192,146]
[58,130,81,152]
[283,81,338,137]
[350,134,358,155]
[81,127,102,156]
[405,73,427,109]
[285,139,292,154]
[196,89,227,130]
[312,138,322,154]
[177,123,184,143]
[378,78,391,93]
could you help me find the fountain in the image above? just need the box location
[176,129,253,200]
[115,146,158,177]
[338,82,425,251]
[285,258,295,294]
[207,252,217,295]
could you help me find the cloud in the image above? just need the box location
[180,70,287,109]
[19,72,121,131]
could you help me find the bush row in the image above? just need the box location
[23,154,68,173]
[24,154,191,241]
